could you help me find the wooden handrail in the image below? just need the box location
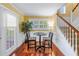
[72,3,79,12]
[57,13,79,33]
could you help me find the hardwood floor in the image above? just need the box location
[10,43,64,56]
[14,43,55,56]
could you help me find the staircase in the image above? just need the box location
[57,3,79,55]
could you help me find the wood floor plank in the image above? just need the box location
[11,42,64,56]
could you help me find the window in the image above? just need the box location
[5,13,17,50]
[6,14,17,27]
[29,18,48,30]
[59,5,66,14]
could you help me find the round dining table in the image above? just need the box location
[34,32,47,52]
[34,32,46,46]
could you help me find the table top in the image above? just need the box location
[34,32,47,36]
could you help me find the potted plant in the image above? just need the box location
[21,20,32,43]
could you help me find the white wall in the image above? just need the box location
[0,8,4,55]
[72,16,79,29]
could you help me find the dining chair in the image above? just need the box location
[28,33,36,52]
[28,37,36,53]
[43,32,53,54]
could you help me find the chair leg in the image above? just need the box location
[43,40,53,54]
[28,40,36,51]
[28,42,29,50]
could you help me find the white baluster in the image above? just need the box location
[75,32,77,55]
[69,27,71,46]
[67,25,69,41]
[72,29,74,50]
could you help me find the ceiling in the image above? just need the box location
[12,3,64,16]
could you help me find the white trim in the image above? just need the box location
[0,4,23,16]
[10,4,24,15]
